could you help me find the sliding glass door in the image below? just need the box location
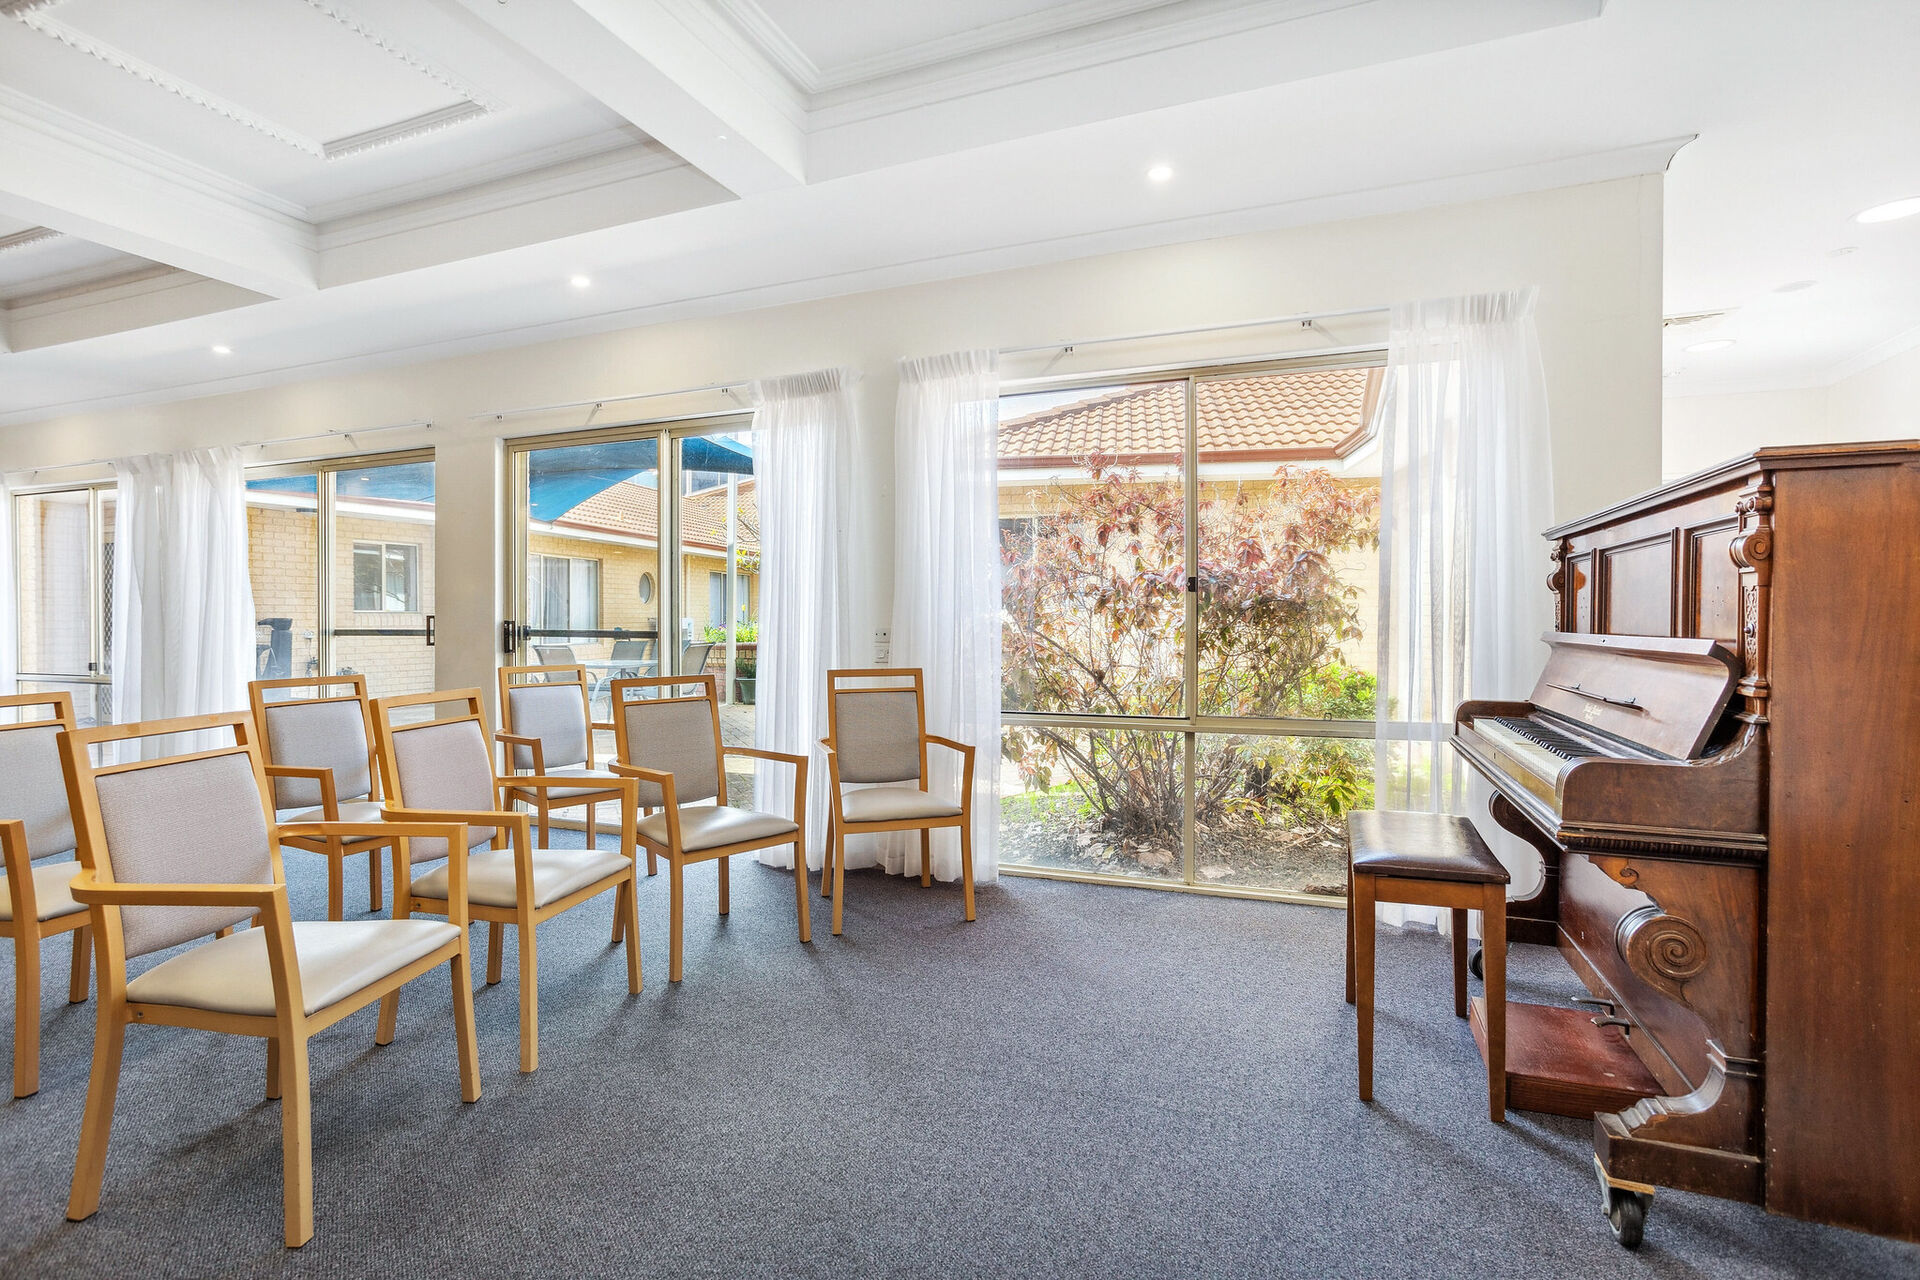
[12,484,115,726]
[998,354,1385,902]
[245,451,436,700]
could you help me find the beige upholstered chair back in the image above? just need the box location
[260,698,374,809]
[0,696,77,858]
[79,726,275,960]
[377,706,500,862]
[504,682,591,771]
[608,676,722,808]
[830,688,923,785]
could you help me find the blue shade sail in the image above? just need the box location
[245,462,436,503]
[525,434,753,522]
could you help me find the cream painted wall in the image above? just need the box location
[1661,338,1920,479]
[1,175,1665,716]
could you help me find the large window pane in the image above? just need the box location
[674,431,758,801]
[246,474,319,681]
[998,382,1187,718]
[1000,726,1185,881]
[1193,367,1382,719]
[19,679,112,730]
[15,489,95,676]
[334,461,435,700]
[1192,732,1372,896]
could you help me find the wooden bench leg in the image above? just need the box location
[1451,907,1469,1018]
[1354,871,1375,1103]
[1483,884,1507,1123]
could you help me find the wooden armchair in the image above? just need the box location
[249,675,393,919]
[0,691,90,1097]
[371,689,641,1073]
[607,675,808,982]
[819,668,976,936]
[496,664,641,866]
[58,710,480,1249]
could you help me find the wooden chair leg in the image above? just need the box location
[919,828,932,888]
[622,880,642,995]
[486,921,504,985]
[611,896,625,945]
[66,1003,127,1222]
[1451,907,1469,1018]
[958,820,976,923]
[69,924,91,1003]
[279,1031,314,1247]
[368,845,384,914]
[266,1036,281,1101]
[819,812,836,899]
[718,855,730,916]
[516,917,539,1074]
[792,837,811,944]
[325,855,344,923]
[669,861,686,982]
[451,945,481,1103]
[585,802,596,849]
[375,989,400,1046]
[537,804,551,849]
[1483,886,1508,1123]
[1344,857,1356,1005]
[1354,872,1376,1103]
[830,830,848,936]
[14,932,41,1097]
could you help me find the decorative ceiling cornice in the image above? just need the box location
[3,0,500,161]
[0,226,63,253]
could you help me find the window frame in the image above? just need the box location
[352,539,421,613]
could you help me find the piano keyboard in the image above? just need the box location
[1475,715,1608,787]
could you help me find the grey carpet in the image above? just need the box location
[1,836,1915,1280]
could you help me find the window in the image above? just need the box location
[527,553,600,638]
[13,485,115,727]
[353,541,420,612]
[997,356,1384,901]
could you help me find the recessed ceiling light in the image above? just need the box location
[1685,339,1737,354]
[211,344,232,355]
[569,275,592,289]
[1829,245,1859,257]
[716,133,728,142]
[1146,164,1174,183]
[1773,280,1817,293]
[1855,197,1920,224]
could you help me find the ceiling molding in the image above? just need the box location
[306,128,655,224]
[4,0,500,162]
[1824,319,1920,387]
[0,225,63,252]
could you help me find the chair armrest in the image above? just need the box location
[923,735,974,758]
[69,874,284,910]
[608,761,673,786]
[496,775,637,801]
[590,721,616,733]
[923,736,976,808]
[494,731,545,775]
[264,764,339,818]
[1,820,36,926]
[723,746,806,767]
[277,819,466,844]
[725,748,809,827]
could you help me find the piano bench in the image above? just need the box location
[1344,810,1510,1123]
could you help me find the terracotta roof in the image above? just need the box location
[550,478,757,552]
[997,366,1382,466]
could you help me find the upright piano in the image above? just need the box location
[1450,442,1920,1247]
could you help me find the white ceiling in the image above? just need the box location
[0,0,1916,424]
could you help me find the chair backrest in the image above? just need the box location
[533,645,577,666]
[248,675,377,811]
[607,676,724,808]
[827,669,926,786]
[680,642,715,676]
[609,639,652,663]
[0,691,78,859]
[61,712,279,961]
[497,665,593,771]
[370,690,500,861]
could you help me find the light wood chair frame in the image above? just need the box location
[495,664,645,868]
[1,691,89,1097]
[58,710,480,1249]
[606,674,809,982]
[248,674,393,920]
[371,688,642,1073]
[818,668,976,936]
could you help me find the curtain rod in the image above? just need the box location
[999,305,1389,358]
[4,419,433,482]
[470,379,750,423]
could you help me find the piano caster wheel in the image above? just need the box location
[1604,1188,1650,1250]
[1468,947,1485,980]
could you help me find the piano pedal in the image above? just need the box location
[1573,995,1617,1015]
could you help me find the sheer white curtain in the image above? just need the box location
[887,350,1002,883]
[1372,289,1554,927]
[749,368,859,869]
[111,448,255,755]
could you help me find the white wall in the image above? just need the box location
[1662,337,1920,479]
[1,175,1665,714]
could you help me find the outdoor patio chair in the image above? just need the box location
[371,689,641,1073]
[818,668,976,936]
[249,675,394,920]
[680,641,715,677]
[0,691,90,1098]
[496,664,641,865]
[59,709,480,1249]
[607,675,808,982]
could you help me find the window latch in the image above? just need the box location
[1186,575,1198,593]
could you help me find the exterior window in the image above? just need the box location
[528,553,600,638]
[353,541,419,612]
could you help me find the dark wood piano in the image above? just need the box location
[1451,441,1920,1248]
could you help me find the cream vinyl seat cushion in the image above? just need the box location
[638,806,796,852]
[125,919,459,1017]
[409,846,629,909]
[274,799,387,826]
[840,787,963,823]
[0,859,86,922]
[504,764,625,801]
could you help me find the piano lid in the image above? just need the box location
[1527,632,1740,760]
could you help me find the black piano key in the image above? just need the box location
[1489,716,1609,761]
